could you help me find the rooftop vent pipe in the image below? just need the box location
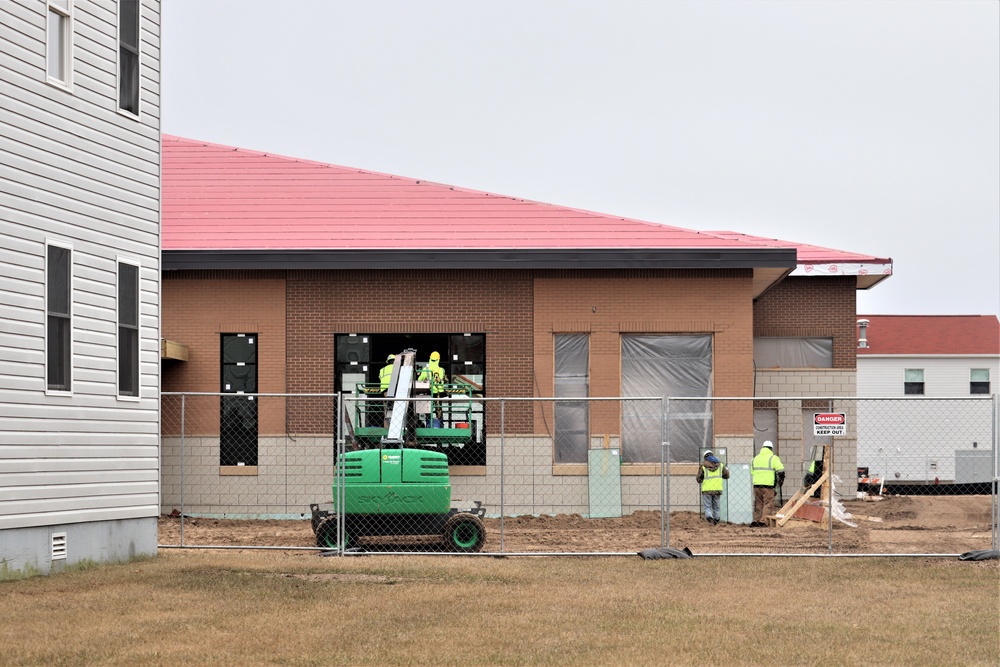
[857,319,870,349]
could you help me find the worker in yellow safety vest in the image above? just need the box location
[751,441,785,526]
[379,354,396,394]
[377,354,395,427]
[418,351,447,424]
[696,450,730,525]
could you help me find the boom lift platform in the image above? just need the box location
[350,349,476,450]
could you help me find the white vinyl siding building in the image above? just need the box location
[0,0,161,577]
[856,316,999,486]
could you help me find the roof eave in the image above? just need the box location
[162,248,798,272]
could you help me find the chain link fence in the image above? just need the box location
[160,393,998,556]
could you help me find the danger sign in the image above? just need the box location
[813,412,846,436]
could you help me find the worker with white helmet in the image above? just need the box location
[751,441,785,526]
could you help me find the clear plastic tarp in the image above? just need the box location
[621,334,712,463]
[753,337,833,368]
[554,334,589,463]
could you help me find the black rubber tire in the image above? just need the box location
[442,513,486,553]
[310,514,321,535]
[315,516,352,550]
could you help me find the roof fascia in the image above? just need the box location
[162,248,798,271]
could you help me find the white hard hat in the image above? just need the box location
[762,441,774,449]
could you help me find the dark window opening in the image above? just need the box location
[47,244,71,391]
[118,0,139,114]
[221,333,258,466]
[118,261,139,396]
[334,333,486,466]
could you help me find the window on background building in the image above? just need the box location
[904,369,924,395]
[117,260,139,397]
[46,242,72,392]
[970,369,990,395]
[554,334,589,464]
[118,0,139,114]
[46,0,72,85]
[621,334,713,463]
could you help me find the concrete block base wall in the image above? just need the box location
[0,518,157,579]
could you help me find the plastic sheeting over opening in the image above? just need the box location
[753,337,833,368]
[554,334,589,463]
[621,335,712,463]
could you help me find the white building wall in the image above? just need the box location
[0,1,161,576]
[857,355,998,483]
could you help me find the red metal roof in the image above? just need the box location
[161,135,886,270]
[856,315,1000,355]
[163,135,753,251]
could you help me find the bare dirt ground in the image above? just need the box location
[157,494,997,555]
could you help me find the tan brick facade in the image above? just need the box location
[753,276,857,368]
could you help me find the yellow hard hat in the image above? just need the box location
[386,354,395,362]
[430,351,441,361]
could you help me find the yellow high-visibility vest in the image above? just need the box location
[701,465,725,493]
[751,450,783,486]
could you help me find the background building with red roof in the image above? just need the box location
[855,315,998,485]
[159,135,897,518]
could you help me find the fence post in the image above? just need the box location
[500,398,506,555]
[336,394,344,557]
[179,393,185,546]
[662,397,670,549]
[993,394,998,551]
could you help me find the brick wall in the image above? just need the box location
[753,276,858,368]
[285,269,534,433]
[161,272,287,436]
[534,269,756,437]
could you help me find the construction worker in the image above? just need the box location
[377,354,395,427]
[379,354,396,394]
[696,450,730,525]
[751,441,785,527]
[804,457,824,498]
[418,351,447,425]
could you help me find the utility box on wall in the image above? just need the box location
[955,449,993,484]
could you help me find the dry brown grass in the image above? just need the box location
[0,551,997,666]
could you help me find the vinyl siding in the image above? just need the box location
[0,1,161,532]
[858,356,1000,397]
[857,355,998,482]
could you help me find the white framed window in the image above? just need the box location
[46,0,73,87]
[117,259,140,398]
[970,369,990,395]
[46,241,73,393]
[904,368,924,395]
[118,0,140,115]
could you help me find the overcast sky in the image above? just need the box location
[160,0,999,317]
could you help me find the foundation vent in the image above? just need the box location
[51,532,67,561]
